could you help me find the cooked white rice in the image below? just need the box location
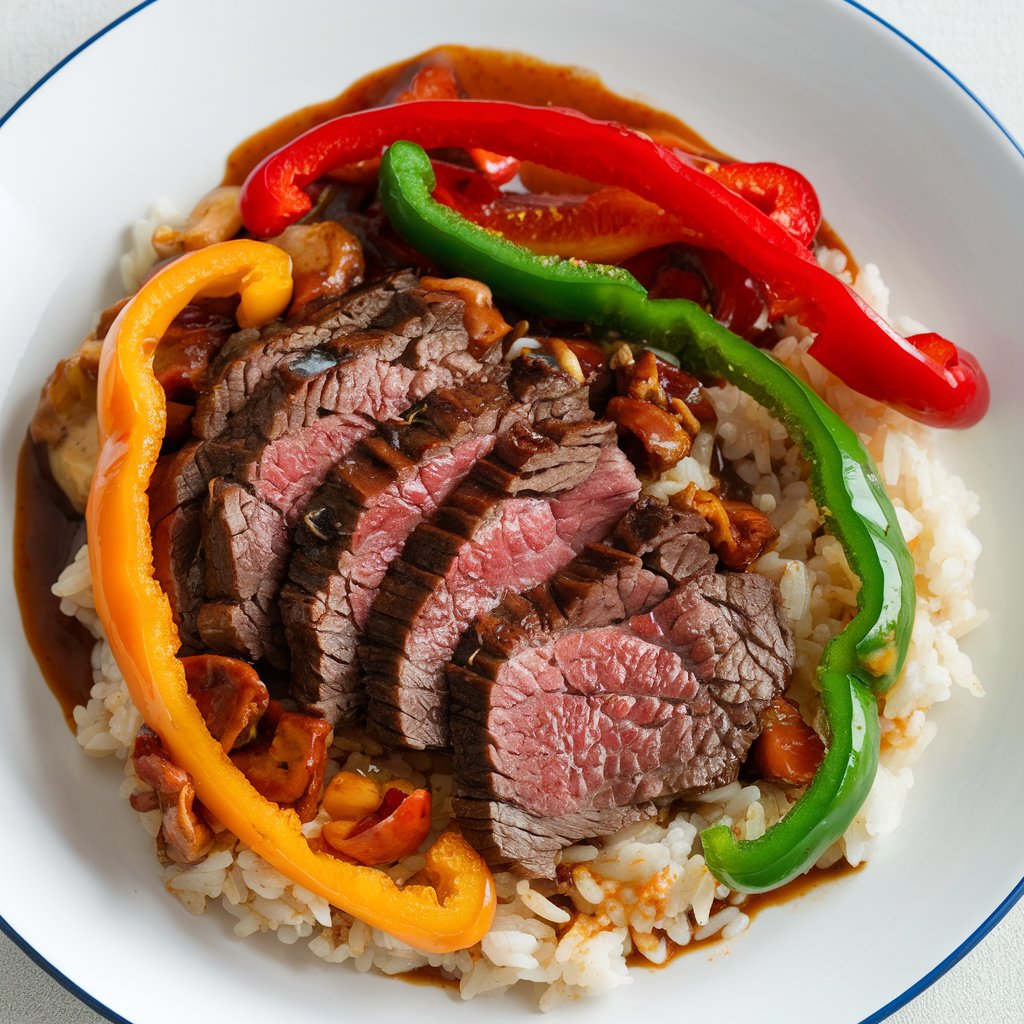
[57,243,984,1006]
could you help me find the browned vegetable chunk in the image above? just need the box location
[130,726,214,864]
[151,299,239,402]
[269,222,366,317]
[606,395,692,474]
[230,702,333,822]
[615,349,715,423]
[180,654,269,751]
[151,186,244,258]
[419,275,511,352]
[747,696,826,786]
[29,299,127,513]
[675,483,778,569]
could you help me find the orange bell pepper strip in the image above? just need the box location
[86,239,495,953]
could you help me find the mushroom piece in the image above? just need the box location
[180,654,270,751]
[151,186,244,258]
[29,299,127,513]
[230,702,333,822]
[419,275,511,352]
[674,483,779,569]
[606,395,693,474]
[269,221,365,317]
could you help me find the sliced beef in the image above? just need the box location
[451,571,795,876]
[363,428,641,751]
[150,504,204,650]
[454,499,715,668]
[150,276,491,661]
[150,273,435,644]
[195,270,423,441]
[197,296,486,662]
[149,273,473,522]
[279,377,515,724]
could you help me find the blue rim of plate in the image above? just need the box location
[1,2,1022,1022]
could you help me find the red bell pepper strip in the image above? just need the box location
[709,162,821,248]
[239,100,988,428]
[431,161,697,263]
[390,65,520,185]
[323,788,433,865]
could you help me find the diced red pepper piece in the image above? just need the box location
[323,788,432,865]
[468,149,520,185]
[709,162,822,248]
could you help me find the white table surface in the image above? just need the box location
[2,1,1022,1021]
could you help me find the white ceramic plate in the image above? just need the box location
[2,2,1022,1021]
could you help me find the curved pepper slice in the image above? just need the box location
[431,161,695,263]
[377,142,916,892]
[708,162,821,248]
[86,239,495,951]
[239,99,987,428]
[324,788,433,865]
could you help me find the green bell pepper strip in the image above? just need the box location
[379,141,916,892]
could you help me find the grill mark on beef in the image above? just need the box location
[148,275,492,661]
[148,273,430,524]
[452,499,715,669]
[279,377,516,724]
[195,296,488,663]
[363,434,641,751]
[148,275,430,644]
[151,503,204,651]
[451,571,794,876]
[195,270,425,440]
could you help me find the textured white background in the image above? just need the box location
[1,2,1021,1021]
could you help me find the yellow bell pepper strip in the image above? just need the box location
[86,239,496,953]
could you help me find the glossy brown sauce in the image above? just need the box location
[400,965,462,993]
[223,45,724,186]
[627,858,863,969]
[14,45,865,981]
[14,439,95,729]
